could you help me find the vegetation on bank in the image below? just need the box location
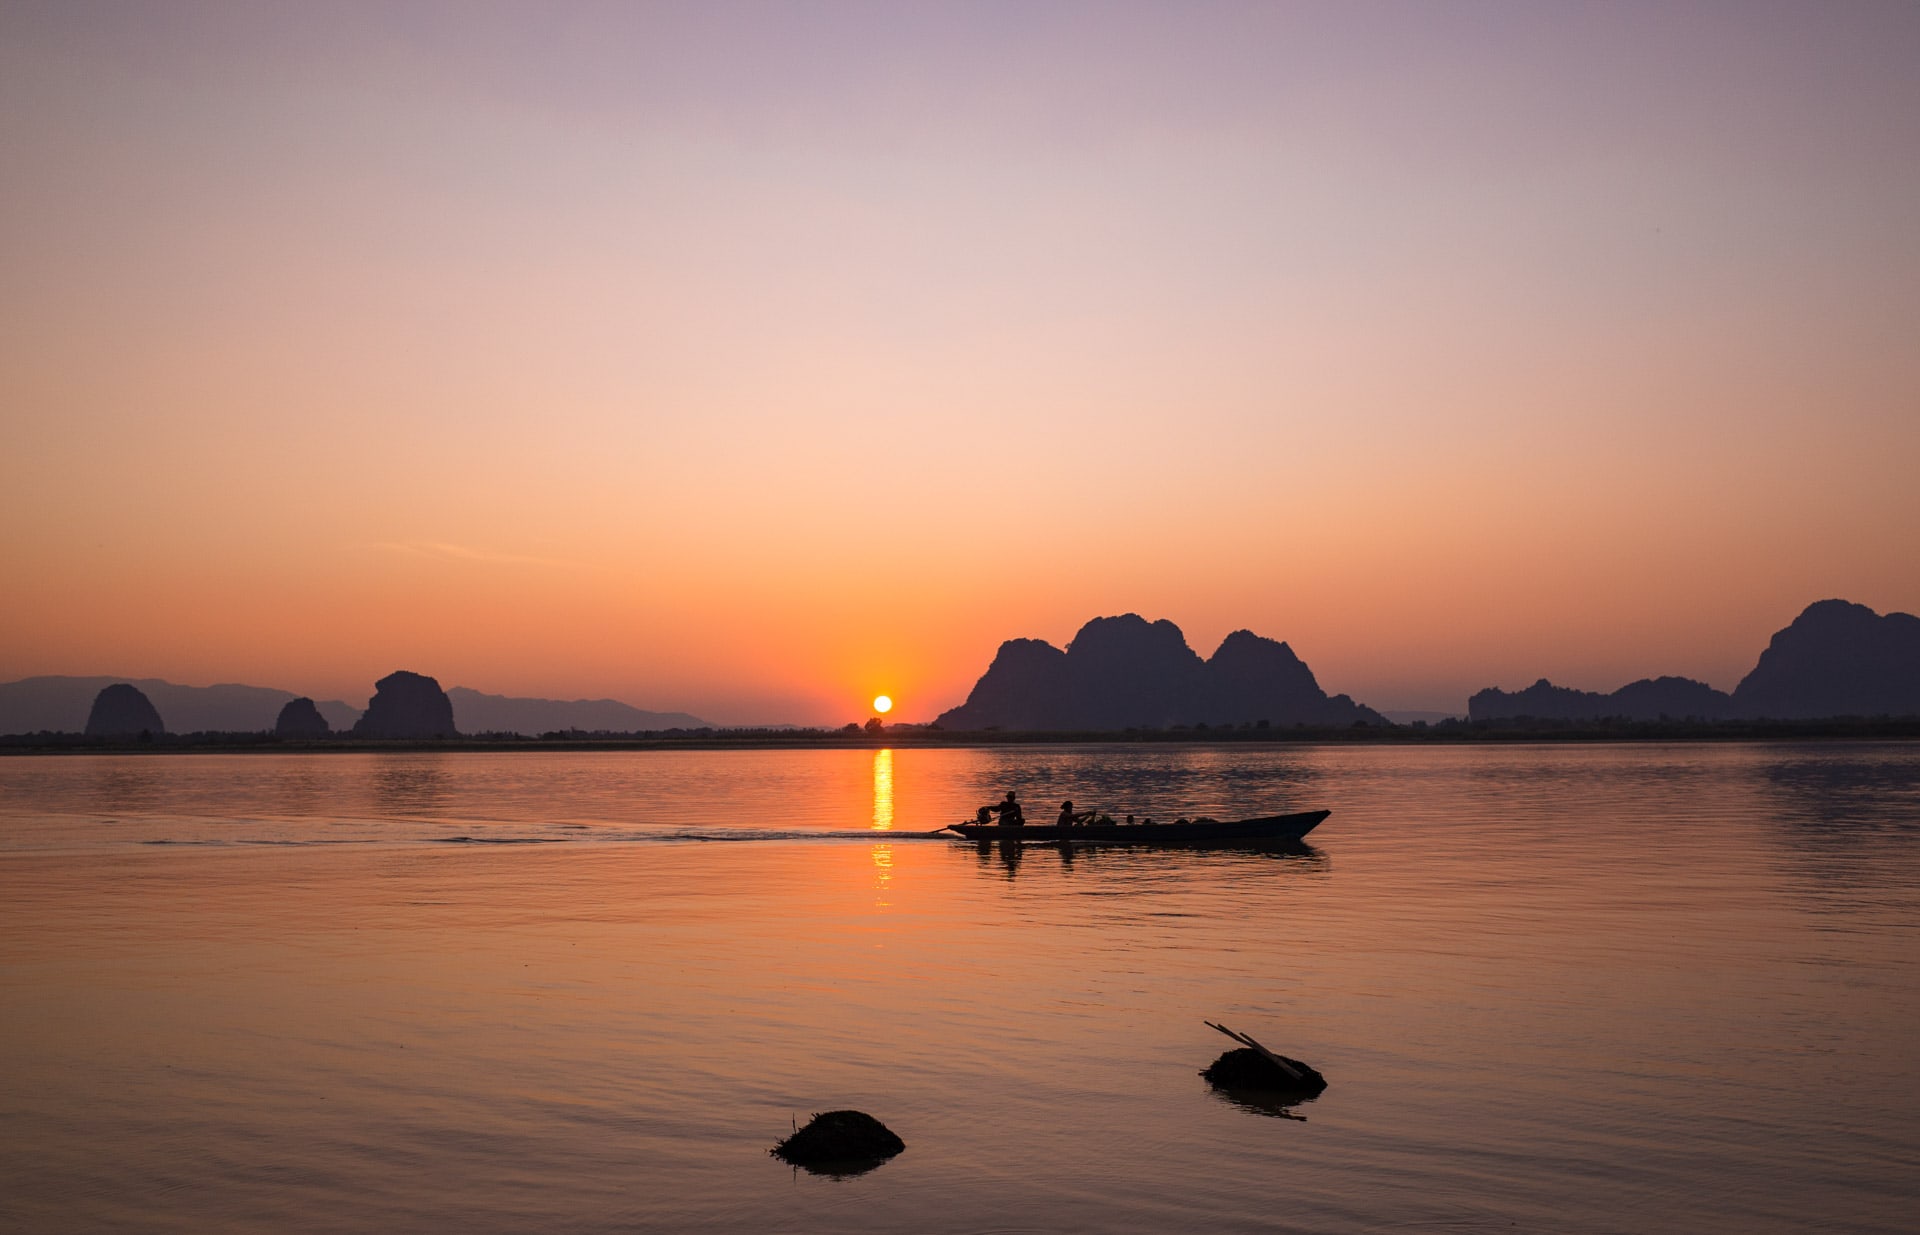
[5,714,1920,753]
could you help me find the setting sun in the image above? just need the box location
[872,695,893,714]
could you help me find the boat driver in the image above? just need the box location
[988,790,1025,827]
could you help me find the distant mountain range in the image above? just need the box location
[0,677,364,735]
[7,597,1913,736]
[446,687,711,735]
[0,676,714,736]
[1470,600,1920,722]
[936,614,1383,731]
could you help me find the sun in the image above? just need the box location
[872,695,893,714]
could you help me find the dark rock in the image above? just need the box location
[935,615,1385,731]
[1201,1046,1327,1095]
[274,697,332,738]
[771,1110,905,1174]
[1731,599,1920,719]
[351,671,458,739]
[84,684,166,736]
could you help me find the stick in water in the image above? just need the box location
[1205,1020,1305,1081]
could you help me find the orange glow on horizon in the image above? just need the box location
[4,6,1918,722]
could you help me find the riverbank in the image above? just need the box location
[5,716,1919,753]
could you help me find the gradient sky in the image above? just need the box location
[4,1,1917,722]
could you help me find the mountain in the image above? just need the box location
[446,687,714,735]
[352,671,458,739]
[936,614,1384,731]
[1468,599,1920,722]
[85,684,166,736]
[0,676,361,735]
[274,697,332,737]
[1731,599,1920,718]
[1469,676,1733,723]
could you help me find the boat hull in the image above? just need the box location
[947,809,1328,846]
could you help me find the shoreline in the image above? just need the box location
[5,717,1920,754]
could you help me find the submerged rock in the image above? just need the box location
[1201,1047,1328,1095]
[771,1110,905,1174]
[84,684,166,737]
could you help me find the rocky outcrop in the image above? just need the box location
[936,614,1384,731]
[350,671,458,739]
[84,684,166,736]
[274,697,332,738]
[1731,599,1920,719]
[1469,675,1732,723]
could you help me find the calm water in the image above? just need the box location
[1,743,1916,1233]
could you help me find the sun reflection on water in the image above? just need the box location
[871,748,893,831]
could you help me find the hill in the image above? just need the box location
[935,614,1383,731]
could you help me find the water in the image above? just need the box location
[1,743,1916,1233]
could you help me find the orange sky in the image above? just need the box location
[4,3,1918,722]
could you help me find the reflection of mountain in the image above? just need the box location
[446,687,712,735]
[937,615,1382,731]
[0,676,360,735]
[1470,600,1920,722]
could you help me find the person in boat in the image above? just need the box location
[1057,800,1097,828]
[986,790,1025,827]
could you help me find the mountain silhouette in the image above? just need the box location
[351,671,458,739]
[1470,675,1733,722]
[84,684,166,736]
[0,676,361,735]
[274,697,333,737]
[1731,599,1920,718]
[936,614,1383,731]
[1470,600,1920,721]
[445,687,713,735]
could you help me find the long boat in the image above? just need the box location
[945,809,1329,846]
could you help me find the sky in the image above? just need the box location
[3,1,1917,723]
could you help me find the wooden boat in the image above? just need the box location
[946,809,1328,846]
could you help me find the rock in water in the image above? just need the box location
[1201,1047,1328,1095]
[84,684,166,736]
[771,1110,906,1173]
[274,697,332,738]
[351,671,458,739]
